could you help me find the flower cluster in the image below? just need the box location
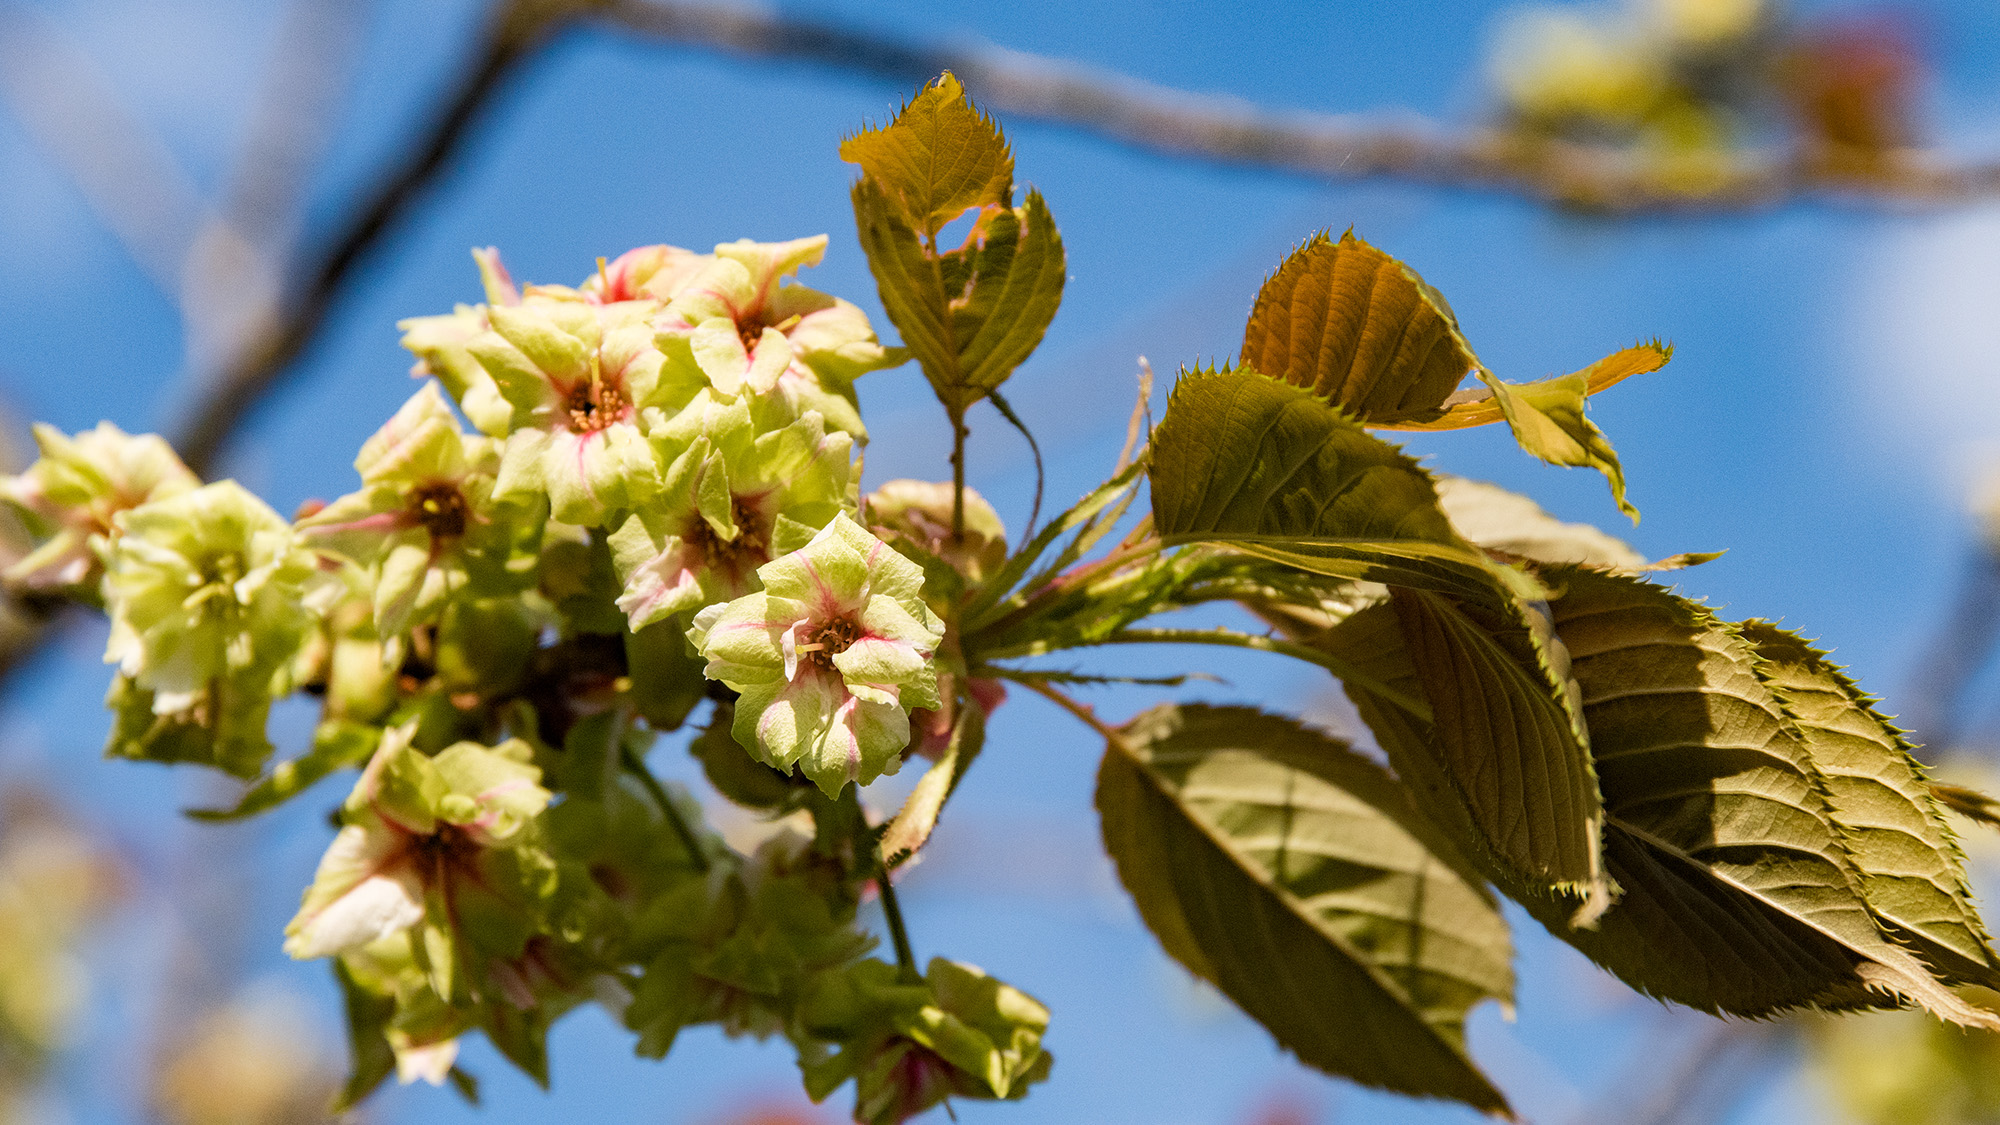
[0,235,1047,1122]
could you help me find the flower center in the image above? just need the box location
[409,481,469,540]
[798,615,863,671]
[685,496,772,585]
[736,318,765,354]
[566,380,629,433]
[410,822,480,873]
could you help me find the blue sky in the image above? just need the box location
[8,1,2000,1122]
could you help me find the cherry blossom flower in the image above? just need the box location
[687,514,943,795]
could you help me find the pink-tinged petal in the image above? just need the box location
[473,247,520,305]
[284,824,425,959]
[857,596,943,656]
[816,695,864,793]
[730,669,843,772]
[301,509,410,537]
[743,327,793,394]
[800,692,909,797]
[613,536,708,629]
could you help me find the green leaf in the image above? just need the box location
[1096,703,1513,1114]
[1740,620,2000,987]
[1434,475,1650,571]
[962,458,1146,631]
[839,72,1013,238]
[882,696,985,868]
[1474,368,1638,521]
[1526,570,2000,1027]
[186,718,381,821]
[850,181,1065,414]
[1390,589,1608,906]
[1378,343,1669,434]
[1239,231,1477,425]
[950,190,1066,402]
[852,176,954,390]
[1147,366,1524,603]
[846,75,1064,414]
[331,959,396,1112]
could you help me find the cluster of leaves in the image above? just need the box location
[1491,0,1925,195]
[7,71,1999,1120]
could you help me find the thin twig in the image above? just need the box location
[1016,677,1129,748]
[172,0,579,476]
[948,407,968,543]
[876,867,919,982]
[619,742,710,873]
[598,0,2000,214]
[181,0,371,370]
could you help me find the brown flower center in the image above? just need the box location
[566,380,628,433]
[799,615,863,671]
[409,822,480,876]
[685,496,772,585]
[737,317,765,354]
[409,481,469,540]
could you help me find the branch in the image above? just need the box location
[0,0,589,687]
[181,0,372,371]
[0,2,210,293]
[171,0,588,476]
[599,0,2000,214]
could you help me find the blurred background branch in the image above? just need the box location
[599,0,2000,213]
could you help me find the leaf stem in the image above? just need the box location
[877,865,920,981]
[949,405,968,542]
[1016,677,1133,751]
[987,389,1044,539]
[620,743,710,873]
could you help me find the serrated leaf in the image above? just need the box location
[1307,604,1525,893]
[1381,343,1669,433]
[1740,620,2000,986]
[840,72,1013,238]
[850,174,1064,415]
[1526,570,2000,1027]
[1240,231,1478,425]
[951,189,1065,400]
[852,176,954,385]
[882,699,984,867]
[1304,600,1600,913]
[1435,476,1650,572]
[1097,703,1513,1114]
[1391,588,1608,904]
[1475,369,1639,521]
[846,75,1064,415]
[1148,367,1523,603]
